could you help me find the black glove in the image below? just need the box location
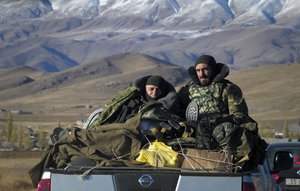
[215,115,233,125]
[159,120,182,139]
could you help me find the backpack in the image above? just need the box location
[93,87,143,125]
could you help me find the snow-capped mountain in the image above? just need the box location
[0,0,299,72]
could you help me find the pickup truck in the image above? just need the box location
[36,109,281,191]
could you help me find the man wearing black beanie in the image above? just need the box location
[176,54,267,172]
[145,75,167,101]
[94,75,177,125]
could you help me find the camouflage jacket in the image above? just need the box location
[177,63,253,125]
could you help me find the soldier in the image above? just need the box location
[177,54,267,171]
[91,74,182,139]
[94,75,178,125]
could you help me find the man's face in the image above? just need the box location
[195,63,214,86]
[145,85,163,100]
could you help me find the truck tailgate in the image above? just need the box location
[49,170,242,191]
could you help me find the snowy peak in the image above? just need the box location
[50,0,99,18]
[0,0,300,72]
[1,0,299,26]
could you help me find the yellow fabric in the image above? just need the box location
[136,141,179,167]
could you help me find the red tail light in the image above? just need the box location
[37,172,51,191]
[294,155,300,165]
[273,173,279,182]
[243,182,256,191]
[37,178,51,191]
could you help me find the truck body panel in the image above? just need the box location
[47,169,243,191]
[51,174,115,191]
[39,160,280,191]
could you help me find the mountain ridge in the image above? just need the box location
[0,0,300,72]
[0,53,188,101]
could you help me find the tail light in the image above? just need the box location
[243,182,256,191]
[37,172,51,191]
[37,179,51,191]
[294,155,300,165]
[273,172,279,182]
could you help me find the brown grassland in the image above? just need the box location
[0,151,42,191]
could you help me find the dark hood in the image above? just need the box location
[132,75,177,110]
[187,63,230,85]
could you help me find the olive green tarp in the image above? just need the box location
[28,114,147,188]
[28,106,266,188]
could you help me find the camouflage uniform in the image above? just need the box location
[177,62,266,171]
[178,78,251,125]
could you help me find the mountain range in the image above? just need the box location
[1,0,300,72]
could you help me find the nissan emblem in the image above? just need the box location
[138,174,154,187]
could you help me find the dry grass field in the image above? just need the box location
[228,63,300,121]
[0,151,42,191]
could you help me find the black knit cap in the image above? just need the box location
[194,55,217,71]
[146,75,165,89]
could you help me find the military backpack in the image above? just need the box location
[93,87,143,125]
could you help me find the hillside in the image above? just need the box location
[0,55,299,129]
[228,63,300,121]
[0,53,188,126]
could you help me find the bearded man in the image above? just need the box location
[176,54,267,171]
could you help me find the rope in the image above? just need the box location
[80,139,243,179]
[175,138,236,172]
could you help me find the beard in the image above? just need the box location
[199,77,211,86]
